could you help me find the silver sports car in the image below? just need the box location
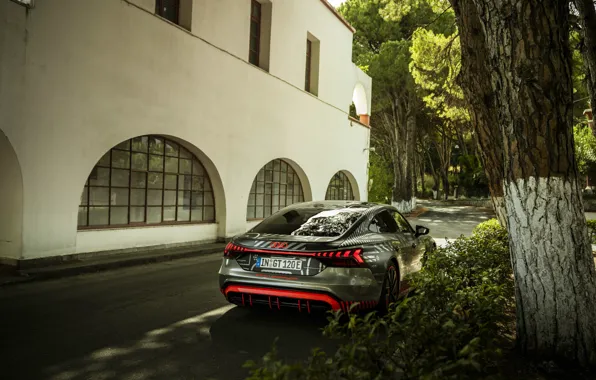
[218,201,435,313]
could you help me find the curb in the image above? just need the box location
[1,244,226,287]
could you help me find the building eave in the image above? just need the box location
[319,0,356,34]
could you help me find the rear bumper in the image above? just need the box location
[219,258,383,312]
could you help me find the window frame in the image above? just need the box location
[391,210,415,234]
[325,171,355,200]
[155,0,180,25]
[246,159,305,221]
[78,135,216,230]
[249,0,262,66]
[305,39,312,92]
[368,210,399,234]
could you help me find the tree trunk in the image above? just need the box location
[420,152,426,197]
[452,0,507,225]
[460,0,596,365]
[575,0,596,128]
[391,100,417,213]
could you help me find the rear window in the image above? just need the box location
[250,207,366,237]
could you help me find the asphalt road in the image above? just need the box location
[0,205,495,380]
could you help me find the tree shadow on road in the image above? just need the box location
[33,305,338,380]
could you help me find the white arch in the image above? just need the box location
[0,129,23,261]
[77,134,227,235]
[325,170,361,201]
[352,82,369,116]
[245,157,313,220]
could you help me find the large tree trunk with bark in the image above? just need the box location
[452,0,507,226]
[457,0,596,366]
[575,0,596,123]
[391,96,417,213]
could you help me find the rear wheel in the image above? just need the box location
[378,261,400,314]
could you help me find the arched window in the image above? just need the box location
[325,171,355,200]
[247,159,305,220]
[78,136,215,228]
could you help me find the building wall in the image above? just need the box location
[0,0,372,261]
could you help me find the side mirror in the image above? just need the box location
[415,225,429,237]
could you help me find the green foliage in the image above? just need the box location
[586,220,596,245]
[245,220,513,380]
[573,123,596,175]
[368,152,393,204]
[410,28,467,124]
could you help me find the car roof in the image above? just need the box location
[281,200,385,212]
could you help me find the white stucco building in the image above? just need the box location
[0,0,372,266]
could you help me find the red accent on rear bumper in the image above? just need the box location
[223,284,341,311]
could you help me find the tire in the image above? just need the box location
[378,261,400,314]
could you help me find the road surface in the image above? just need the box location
[0,205,495,380]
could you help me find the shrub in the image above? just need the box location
[587,220,596,245]
[245,220,513,380]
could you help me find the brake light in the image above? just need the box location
[224,242,247,258]
[316,249,365,267]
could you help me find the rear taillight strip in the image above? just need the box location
[224,243,363,263]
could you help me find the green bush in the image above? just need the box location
[245,220,514,380]
[587,219,596,245]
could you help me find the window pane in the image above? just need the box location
[250,22,259,38]
[180,159,192,174]
[89,207,109,226]
[165,141,179,157]
[180,147,192,159]
[177,207,190,222]
[148,173,163,189]
[110,207,128,225]
[204,206,215,221]
[164,190,176,206]
[178,191,191,206]
[256,194,264,205]
[112,150,130,169]
[256,206,264,218]
[130,207,145,223]
[89,187,109,205]
[247,206,255,219]
[204,192,214,206]
[204,180,212,192]
[111,188,129,206]
[192,176,204,191]
[78,207,88,226]
[149,154,164,171]
[191,207,203,221]
[131,152,147,170]
[265,170,273,181]
[98,152,111,167]
[115,140,130,150]
[248,193,256,206]
[149,137,164,154]
[131,189,146,206]
[165,174,178,190]
[192,162,204,175]
[257,182,264,193]
[165,157,179,173]
[249,51,259,65]
[179,175,192,191]
[131,172,147,188]
[147,207,162,223]
[89,167,110,186]
[163,206,176,222]
[80,188,88,206]
[265,161,273,170]
[147,190,163,206]
[191,191,203,206]
[257,170,265,181]
[132,136,148,152]
[111,169,130,187]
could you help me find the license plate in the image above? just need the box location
[257,257,303,270]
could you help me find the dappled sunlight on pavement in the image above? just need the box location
[408,204,495,240]
[39,304,337,380]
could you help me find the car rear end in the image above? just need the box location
[218,202,384,313]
